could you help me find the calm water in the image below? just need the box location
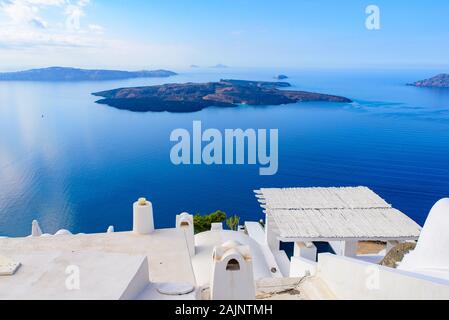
[1,68,449,237]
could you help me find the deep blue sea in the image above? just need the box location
[1,68,449,237]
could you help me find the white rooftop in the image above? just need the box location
[256,187,421,241]
[0,229,196,300]
[2,195,449,300]
[0,251,148,300]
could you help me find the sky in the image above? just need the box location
[0,0,448,71]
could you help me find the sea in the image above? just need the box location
[1,67,449,236]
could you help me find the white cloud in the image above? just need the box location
[0,0,103,48]
[0,26,101,48]
[0,0,65,27]
[0,0,196,69]
[88,23,103,34]
[65,0,90,31]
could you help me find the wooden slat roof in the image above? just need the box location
[255,187,421,241]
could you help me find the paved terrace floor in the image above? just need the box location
[0,229,196,299]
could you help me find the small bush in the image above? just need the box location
[193,210,227,234]
[226,215,240,231]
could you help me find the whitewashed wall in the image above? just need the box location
[317,253,449,300]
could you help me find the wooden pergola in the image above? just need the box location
[255,187,421,258]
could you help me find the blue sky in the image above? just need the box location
[0,0,448,70]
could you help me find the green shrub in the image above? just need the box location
[226,215,240,231]
[193,210,227,234]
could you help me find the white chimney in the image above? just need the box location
[31,220,42,237]
[211,222,223,231]
[210,241,256,300]
[176,212,195,256]
[133,198,154,235]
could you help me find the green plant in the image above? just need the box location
[226,215,240,231]
[193,210,227,234]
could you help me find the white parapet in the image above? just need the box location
[290,256,318,277]
[210,241,256,300]
[133,198,154,235]
[176,212,195,257]
[316,253,449,300]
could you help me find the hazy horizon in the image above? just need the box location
[0,1,448,71]
[1,65,449,75]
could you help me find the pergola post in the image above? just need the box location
[329,241,358,257]
[293,241,317,261]
[265,213,280,252]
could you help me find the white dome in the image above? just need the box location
[54,229,72,236]
[400,198,449,279]
[222,240,242,248]
[179,212,190,217]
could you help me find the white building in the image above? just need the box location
[1,188,449,300]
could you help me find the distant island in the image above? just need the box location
[211,64,229,68]
[190,65,200,68]
[92,79,352,113]
[408,74,449,88]
[275,74,289,80]
[0,67,177,82]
